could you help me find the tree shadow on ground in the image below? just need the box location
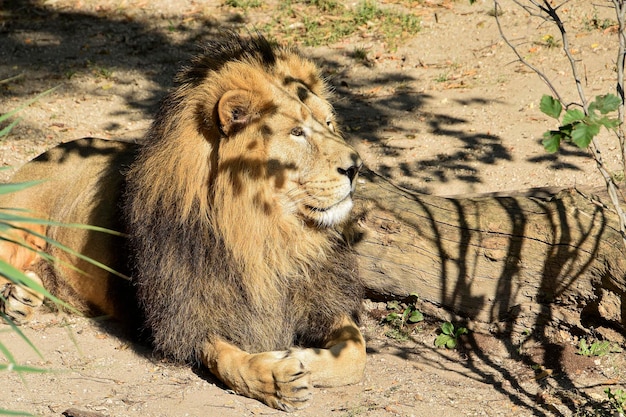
[359,169,625,416]
[1,2,615,416]
[1,0,221,114]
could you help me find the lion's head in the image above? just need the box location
[124,34,363,360]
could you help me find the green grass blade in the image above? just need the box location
[0,85,60,125]
[2,224,129,280]
[0,340,18,363]
[0,212,126,237]
[0,313,44,359]
[0,409,33,416]
[0,363,49,373]
[0,181,45,196]
[0,259,68,308]
[0,118,22,139]
[0,74,24,85]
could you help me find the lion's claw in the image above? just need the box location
[1,271,44,324]
[244,351,312,412]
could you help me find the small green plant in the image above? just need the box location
[383,293,423,340]
[540,34,560,48]
[435,73,449,83]
[584,9,617,32]
[434,322,468,349]
[540,94,620,153]
[605,388,626,415]
[306,0,338,12]
[576,339,622,357]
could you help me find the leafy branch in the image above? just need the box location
[494,0,626,248]
[540,94,620,152]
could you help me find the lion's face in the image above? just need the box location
[266,85,361,227]
[215,65,362,228]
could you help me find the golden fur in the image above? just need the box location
[0,33,365,411]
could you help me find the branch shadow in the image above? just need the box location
[359,169,625,415]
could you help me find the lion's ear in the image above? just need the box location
[217,89,258,136]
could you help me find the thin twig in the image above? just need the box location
[541,0,588,112]
[589,139,626,247]
[612,0,626,171]
[494,0,563,103]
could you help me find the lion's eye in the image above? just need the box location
[326,117,335,132]
[290,127,305,137]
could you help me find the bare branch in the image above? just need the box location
[494,0,563,103]
[589,138,626,246]
[540,0,589,112]
[611,0,626,172]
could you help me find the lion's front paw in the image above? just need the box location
[244,351,312,412]
[1,271,45,324]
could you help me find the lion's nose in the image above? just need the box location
[337,158,362,184]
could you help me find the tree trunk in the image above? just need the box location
[354,170,626,340]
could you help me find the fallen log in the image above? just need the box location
[354,170,626,341]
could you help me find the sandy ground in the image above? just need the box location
[1,0,625,416]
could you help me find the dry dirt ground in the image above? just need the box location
[1,0,625,416]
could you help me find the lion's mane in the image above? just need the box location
[123,34,363,362]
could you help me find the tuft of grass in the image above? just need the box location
[605,388,626,415]
[0,81,124,416]
[576,339,622,357]
[351,47,368,62]
[224,0,262,10]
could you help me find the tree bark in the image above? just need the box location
[354,170,626,340]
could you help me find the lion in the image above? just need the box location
[0,33,365,411]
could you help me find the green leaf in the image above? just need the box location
[441,321,454,335]
[455,327,468,337]
[386,300,400,311]
[561,109,586,126]
[542,131,562,153]
[571,122,600,148]
[593,94,621,114]
[385,312,399,322]
[408,310,424,323]
[540,95,562,119]
[597,116,620,130]
[434,334,451,347]
[445,338,457,349]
